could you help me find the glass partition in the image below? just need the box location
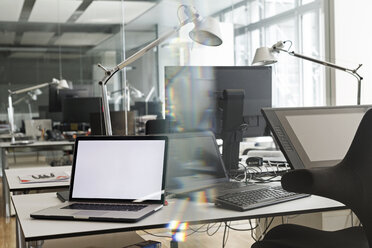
[0,0,128,131]
[0,0,327,135]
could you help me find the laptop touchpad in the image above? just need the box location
[73,211,107,216]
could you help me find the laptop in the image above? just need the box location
[163,131,266,196]
[31,135,168,223]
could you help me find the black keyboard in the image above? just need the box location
[215,185,310,211]
[62,203,147,212]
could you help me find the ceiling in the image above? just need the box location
[0,0,237,58]
[0,0,159,58]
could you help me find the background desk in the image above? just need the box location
[4,166,71,219]
[0,140,74,218]
[12,192,345,248]
[0,140,74,175]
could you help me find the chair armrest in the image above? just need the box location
[281,167,333,195]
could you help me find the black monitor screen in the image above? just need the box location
[49,86,89,112]
[62,97,102,123]
[165,66,272,137]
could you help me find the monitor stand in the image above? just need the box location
[220,89,244,173]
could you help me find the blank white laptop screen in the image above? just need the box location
[72,140,166,200]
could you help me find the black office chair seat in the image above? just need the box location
[252,225,367,248]
[252,108,372,248]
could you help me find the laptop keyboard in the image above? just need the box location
[62,203,148,212]
[215,185,309,211]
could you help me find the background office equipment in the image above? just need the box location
[24,119,52,139]
[62,97,102,125]
[133,101,162,117]
[252,40,363,105]
[262,105,372,169]
[97,4,223,135]
[49,86,89,113]
[165,66,272,171]
[7,79,69,144]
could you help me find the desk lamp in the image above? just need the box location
[252,40,363,105]
[12,89,43,123]
[8,78,69,144]
[97,5,223,135]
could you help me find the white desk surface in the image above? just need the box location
[0,140,74,149]
[12,192,345,242]
[5,166,71,191]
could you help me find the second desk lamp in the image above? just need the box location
[252,40,363,105]
[8,78,69,144]
[97,5,223,135]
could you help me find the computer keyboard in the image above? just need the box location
[62,203,147,212]
[215,185,310,211]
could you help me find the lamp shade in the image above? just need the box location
[189,16,223,46]
[54,78,69,89]
[28,89,42,101]
[252,47,277,66]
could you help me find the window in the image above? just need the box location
[218,0,326,107]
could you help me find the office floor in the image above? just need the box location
[0,177,16,248]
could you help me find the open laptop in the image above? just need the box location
[31,135,168,223]
[163,131,266,196]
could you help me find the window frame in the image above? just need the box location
[213,0,331,107]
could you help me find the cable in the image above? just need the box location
[143,224,210,239]
[222,222,230,248]
[250,219,259,242]
[286,214,300,220]
[142,230,171,238]
[225,221,259,231]
[257,217,275,241]
[207,222,222,236]
[186,224,208,236]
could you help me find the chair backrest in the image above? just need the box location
[281,108,372,247]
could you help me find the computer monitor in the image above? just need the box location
[49,86,89,112]
[165,66,272,138]
[62,97,102,123]
[132,101,162,118]
[262,105,372,169]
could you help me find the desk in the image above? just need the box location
[4,166,71,219]
[0,140,74,217]
[12,192,345,248]
[0,140,74,174]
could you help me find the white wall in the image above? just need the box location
[334,1,372,105]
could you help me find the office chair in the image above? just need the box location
[252,108,372,248]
